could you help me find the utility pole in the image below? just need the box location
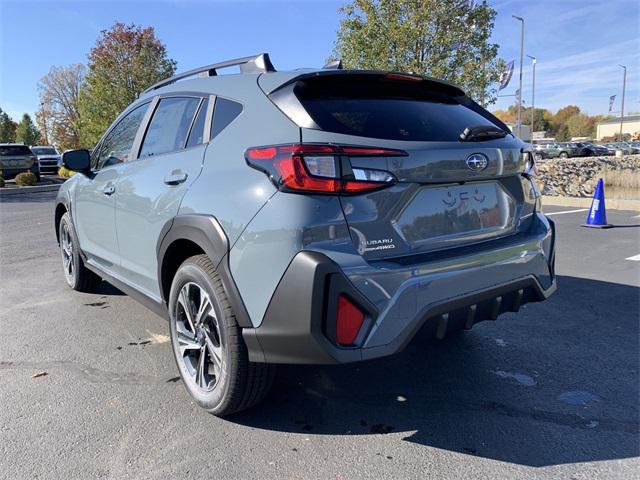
[513,15,524,138]
[40,102,48,145]
[527,55,536,134]
[619,65,626,141]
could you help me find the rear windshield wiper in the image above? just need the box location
[459,125,509,142]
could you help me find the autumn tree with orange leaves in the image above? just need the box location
[78,22,176,146]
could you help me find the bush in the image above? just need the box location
[15,172,38,186]
[57,166,77,178]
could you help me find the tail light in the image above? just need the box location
[336,295,364,346]
[245,143,406,194]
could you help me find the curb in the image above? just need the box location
[542,195,640,212]
[0,183,62,196]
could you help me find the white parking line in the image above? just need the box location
[545,208,589,216]
[625,254,640,262]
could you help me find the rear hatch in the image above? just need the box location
[0,145,35,170]
[264,72,534,260]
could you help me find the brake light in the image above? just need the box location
[384,73,423,82]
[336,295,364,346]
[245,144,406,194]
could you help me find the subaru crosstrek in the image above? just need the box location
[55,54,556,416]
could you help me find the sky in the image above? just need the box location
[0,0,638,122]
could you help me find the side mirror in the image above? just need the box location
[62,149,91,173]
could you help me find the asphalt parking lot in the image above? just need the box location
[0,191,638,480]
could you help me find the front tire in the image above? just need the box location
[559,152,568,159]
[168,254,275,416]
[59,213,102,292]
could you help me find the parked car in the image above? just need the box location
[620,142,640,154]
[30,145,61,174]
[604,143,633,155]
[568,142,597,157]
[533,143,561,160]
[582,142,611,156]
[0,144,40,181]
[555,142,579,158]
[54,54,556,416]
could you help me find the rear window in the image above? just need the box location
[287,74,498,142]
[0,146,32,156]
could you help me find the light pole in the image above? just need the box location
[619,64,626,141]
[40,102,48,145]
[527,55,536,133]
[512,15,524,138]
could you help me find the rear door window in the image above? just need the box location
[286,74,499,142]
[140,97,200,158]
[186,98,209,148]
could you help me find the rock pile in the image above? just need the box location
[536,155,640,197]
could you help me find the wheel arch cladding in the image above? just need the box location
[54,202,68,243]
[156,214,253,328]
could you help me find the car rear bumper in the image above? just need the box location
[243,213,556,365]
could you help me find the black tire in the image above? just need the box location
[59,212,102,292]
[534,153,543,161]
[584,150,592,157]
[559,152,568,159]
[168,254,275,416]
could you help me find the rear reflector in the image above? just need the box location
[245,143,406,194]
[336,295,364,346]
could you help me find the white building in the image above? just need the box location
[596,115,640,140]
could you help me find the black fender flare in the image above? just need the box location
[54,192,72,244]
[156,214,253,328]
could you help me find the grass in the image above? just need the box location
[602,167,640,199]
[57,166,77,178]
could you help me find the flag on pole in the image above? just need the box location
[499,61,514,91]
[608,95,616,112]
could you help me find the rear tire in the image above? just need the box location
[559,152,568,159]
[59,212,102,292]
[168,254,275,416]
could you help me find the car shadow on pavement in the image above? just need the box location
[229,275,639,467]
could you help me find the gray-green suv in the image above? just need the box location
[55,54,556,415]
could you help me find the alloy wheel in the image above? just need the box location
[174,282,223,392]
[60,223,74,284]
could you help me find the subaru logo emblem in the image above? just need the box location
[466,153,488,172]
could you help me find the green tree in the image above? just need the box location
[565,113,599,139]
[333,0,505,105]
[14,114,40,145]
[0,108,17,142]
[79,22,176,146]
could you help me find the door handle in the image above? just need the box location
[164,171,188,185]
[102,184,116,196]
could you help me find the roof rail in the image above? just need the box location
[142,53,276,94]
